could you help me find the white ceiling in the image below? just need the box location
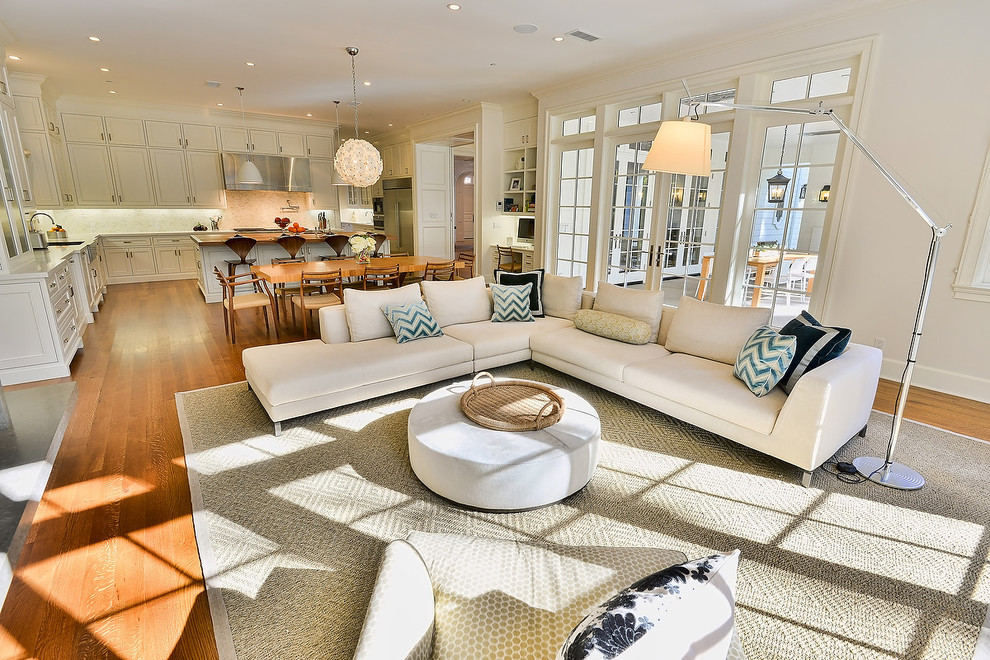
[1,0,897,135]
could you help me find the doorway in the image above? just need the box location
[416,132,475,259]
[454,150,474,254]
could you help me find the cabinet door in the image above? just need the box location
[104,248,133,277]
[13,95,45,131]
[249,129,278,155]
[380,144,395,178]
[20,132,61,207]
[186,151,225,208]
[396,142,412,177]
[154,245,181,274]
[220,126,249,153]
[129,247,157,275]
[0,282,57,370]
[50,136,76,205]
[67,143,115,206]
[310,158,337,209]
[104,117,146,146]
[44,102,60,137]
[62,113,107,143]
[306,134,333,158]
[177,246,199,273]
[503,117,537,148]
[277,131,305,157]
[183,123,218,151]
[2,107,33,206]
[109,147,156,207]
[145,120,184,148]
[149,149,190,206]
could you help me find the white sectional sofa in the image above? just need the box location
[242,274,881,485]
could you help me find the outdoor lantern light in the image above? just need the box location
[819,184,831,202]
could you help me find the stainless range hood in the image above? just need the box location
[221,153,312,191]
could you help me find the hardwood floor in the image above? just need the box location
[0,279,986,658]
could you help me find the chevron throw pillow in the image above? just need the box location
[381,300,443,343]
[491,283,535,322]
[733,326,797,397]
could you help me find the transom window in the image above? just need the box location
[770,67,851,103]
[617,102,662,128]
[562,114,597,137]
[678,89,736,117]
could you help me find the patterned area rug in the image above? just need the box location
[175,364,990,659]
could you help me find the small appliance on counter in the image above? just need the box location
[28,212,54,250]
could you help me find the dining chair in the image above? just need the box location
[276,234,307,260]
[423,260,455,281]
[363,264,401,290]
[270,256,305,322]
[291,269,344,339]
[455,251,475,279]
[371,233,388,257]
[213,266,278,345]
[224,236,258,278]
[495,245,522,278]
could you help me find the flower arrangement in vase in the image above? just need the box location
[349,233,377,264]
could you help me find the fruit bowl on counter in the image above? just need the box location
[285,222,308,234]
[274,217,291,230]
[48,225,67,239]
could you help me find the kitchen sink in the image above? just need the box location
[47,240,85,246]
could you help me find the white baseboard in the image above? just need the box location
[879,357,990,404]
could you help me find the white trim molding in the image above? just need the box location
[953,140,990,301]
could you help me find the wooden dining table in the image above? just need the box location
[251,255,464,286]
[697,251,812,307]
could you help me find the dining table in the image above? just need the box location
[251,255,464,287]
[697,251,813,307]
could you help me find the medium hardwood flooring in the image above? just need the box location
[0,279,985,658]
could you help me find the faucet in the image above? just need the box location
[29,212,54,232]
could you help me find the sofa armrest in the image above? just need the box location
[772,343,882,470]
[319,305,351,344]
[353,540,435,660]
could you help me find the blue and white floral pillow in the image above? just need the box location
[558,551,740,660]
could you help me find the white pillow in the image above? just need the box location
[542,273,584,320]
[664,296,771,365]
[420,276,491,327]
[343,283,422,342]
[593,281,664,343]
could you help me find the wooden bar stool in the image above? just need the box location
[276,234,307,259]
[322,234,350,260]
[224,236,258,278]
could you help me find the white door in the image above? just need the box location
[109,147,156,207]
[186,151,225,207]
[150,149,190,206]
[415,144,452,258]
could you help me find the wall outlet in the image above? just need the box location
[873,337,885,350]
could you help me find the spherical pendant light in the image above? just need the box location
[333,47,382,188]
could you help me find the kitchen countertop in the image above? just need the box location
[3,235,100,278]
[190,230,394,246]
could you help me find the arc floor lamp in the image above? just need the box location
[643,95,951,490]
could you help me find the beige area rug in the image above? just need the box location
[175,364,990,660]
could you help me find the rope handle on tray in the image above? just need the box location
[535,400,560,430]
[470,371,495,391]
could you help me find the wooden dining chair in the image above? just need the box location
[276,234,307,260]
[270,256,305,322]
[455,251,475,279]
[213,266,278,345]
[363,264,401,290]
[224,236,258,277]
[495,245,522,278]
[291,269,343,339]
[423,260,455,281]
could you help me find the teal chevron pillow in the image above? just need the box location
[733,326,797,397]
[491,283,535,323]
[381,300,443,343]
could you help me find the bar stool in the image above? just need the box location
[224,236,258,278]
[371,233,388,257]
[276,234,307,260]
[323,234,350,260]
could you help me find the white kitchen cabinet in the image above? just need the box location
[277,131,305,157]
[0,60,12,109]
[504,117,537,148]
[146,120,218,151]
[104,117,146,146]
[310,158,339,209]
[186,151,225,207]
[220,126,277,154]
[62,114,145,145]
[44,102,60,138]
[108,147,156,206]
[250,129,278,155]
[66,143,115,205]
[220,126,248,153]
[1,105,33,208]
[149,149,223,208]
[153,236,197,275]
[104,246,156,278]
[13,94,45,131]
[20,132,61,207]
[184,123,218,151]
[306,134,334,158]
[381,142,412,178]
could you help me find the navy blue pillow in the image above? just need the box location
[779,311,851,393]
[495,269,545,317]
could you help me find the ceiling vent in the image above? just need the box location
[205,80,222,88]
[566,29,601,43]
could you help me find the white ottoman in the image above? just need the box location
[407,378,601,511]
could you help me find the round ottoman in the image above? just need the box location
[408,378,601,511]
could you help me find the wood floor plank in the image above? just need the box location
[0,278,985,658]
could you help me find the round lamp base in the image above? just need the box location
[852,456,925,490]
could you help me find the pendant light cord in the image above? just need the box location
[237,86,252,157]
[333,100,341,149]
[778,124,788,173]
[350,53,360,138]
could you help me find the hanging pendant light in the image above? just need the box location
[331,100,348,186]
[818,184,831,202]
[766,125,791,205]
[333,47,383,188]
[235,87,264,185]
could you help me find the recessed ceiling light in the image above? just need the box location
[306,113,312,117]
[100,67,110,72]
[387,123,393,127]
[7,55,21,61]
[89,36,101,42]
[553,36,564,42]
[216,103,224,107]
[513,24,538,34]
[364,130,370,134]
[245,62,255,67]
[363,81,371,86]
[447,3,461,9]
[108,89,117,94]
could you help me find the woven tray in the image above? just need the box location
[459,372,565,431]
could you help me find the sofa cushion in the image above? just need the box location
[496,269,545,317]
[243,336,473,407]
[491,282,535,323]
[623,353,786,434]
[444,316,573,360]
[558,550,739,660]
[343,283,423,342]
[664,296,771,365]
[592,282,664,343]
[573,309,651,345]
[543,273,584,320]
[421,276,491,327]
[531,326,670,381]
[382,300,444,343]
[779,310,852,393]
[733,326,797,397]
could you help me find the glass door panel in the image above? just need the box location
[555,147,595,285]
[605,141,654,287]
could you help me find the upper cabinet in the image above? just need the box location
[306,134,334,159]
[275,131,304,157]
[13,95,45,131]
[145,120,219,151]
[66,143,155,207]
[504,117,537,148]
[381,141,412,179]
[149,149,224,208]
[20,132,61,207]
[62,113,146,146]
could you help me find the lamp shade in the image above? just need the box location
[334,138,383,188]
[236,159,264,185]
[643,118,712,177]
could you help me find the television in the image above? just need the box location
[516,216,535,244]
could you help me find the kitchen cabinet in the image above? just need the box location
[504,117,537,148]
[306,134,334,158]
[149,149,224,208]
[0,60,13,109]
[1,105,33,209]
[219,126,279,155]
[67,143,156,207]
[43,101,61,138]
[152,235,197,275]
[62,113,146,145]
[104,240,157,279]
[13,94,45,132]
[20,132,61,207]
[309,158,339,210]
[145,120,219,151]
[381,142,412,179]
[276,131,305,157]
